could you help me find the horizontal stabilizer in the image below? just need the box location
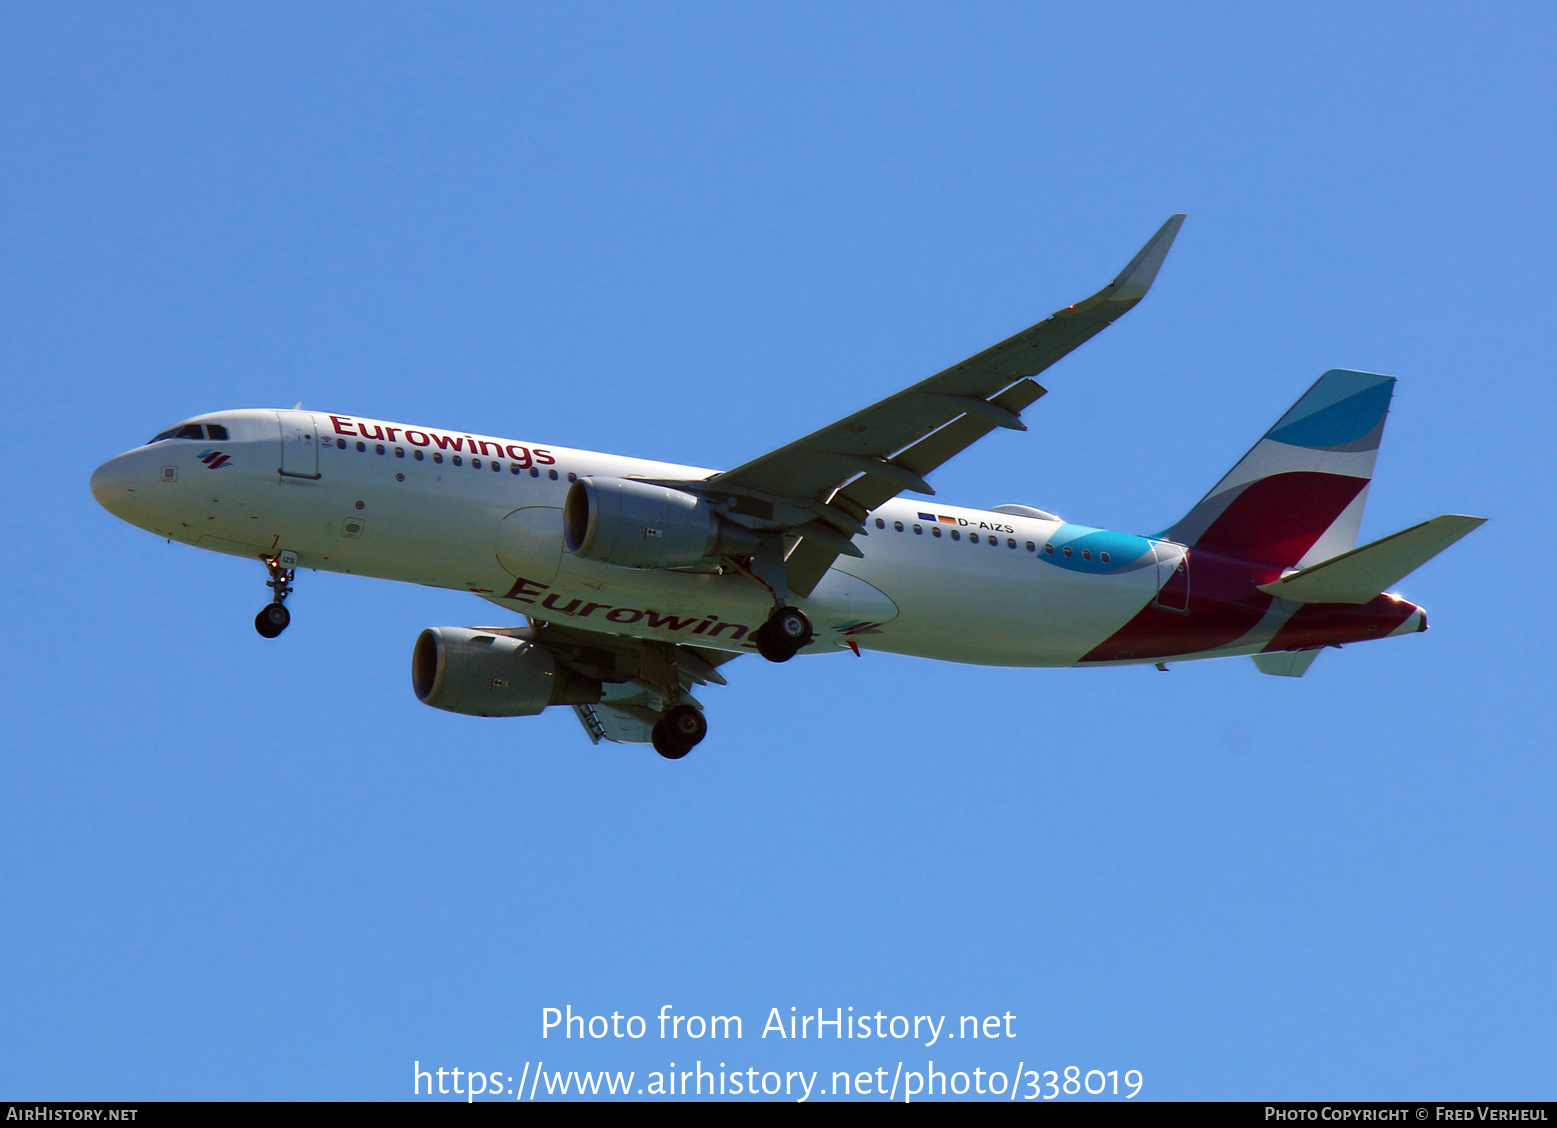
[1258,514,1486,604]
[1253,649,1322,678]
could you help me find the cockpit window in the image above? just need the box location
[206,424,228,440]
[148,423,209,443]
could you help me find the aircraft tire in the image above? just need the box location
[652,705,706,760]
[772,606,813,647]
[255,603,290,639]
[651,723,690,759]
[754,607,811,662]
[752,622,793,663]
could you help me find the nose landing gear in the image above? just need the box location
[255,552,296,639]
[753,605,813,663]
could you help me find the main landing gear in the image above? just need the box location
[652,703,708,760]
[255,553,296,639]
[752,605,813,663]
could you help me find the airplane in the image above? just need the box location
[90,215,1484,759]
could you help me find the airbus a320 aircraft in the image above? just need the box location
[92,216,1483,759]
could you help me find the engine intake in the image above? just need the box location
[412,627,601,717]
[563,477,758,568]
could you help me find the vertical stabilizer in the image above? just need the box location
[1164,370,1394,571]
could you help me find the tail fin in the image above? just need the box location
[1164,369,1395,570]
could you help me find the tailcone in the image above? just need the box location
[1392,602,1428,636]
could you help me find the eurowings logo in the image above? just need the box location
[198,449,231,469]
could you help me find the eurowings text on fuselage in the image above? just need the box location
[89,217,1482,758]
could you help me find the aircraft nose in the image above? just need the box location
[90,452,141,515]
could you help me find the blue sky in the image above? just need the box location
[3,3,1553,1101]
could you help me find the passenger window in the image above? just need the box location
[1081,549,1091,560]
[951,530,961,541]
[567,472,577,482]
[913,524,922,535]
[530,467,539,477]
[931,527,942,538]
[1100,552,1111,563]
[493,461,501,472]
[472,458,482,469]
[875,518,886,529]
[1007,538,1016,548]
[206,424,229,440]
[1025,541,1035,552]
[510,464,520,474]
[548,469,558,480]
[433,452,443,463]
[1063,546,1073,557]
[394,447,405,458]
[414,449,424,461]
[970,533,980,543]
[336,438,347,449]
[893,521,904,532]
[1044,544,1054,555]
[356,441,366,452]
[453,455,463,466]
[375,444,385,455]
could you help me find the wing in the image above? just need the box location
[696,215,1185,594]
[480,615,740,746]
[713,215,1184,499]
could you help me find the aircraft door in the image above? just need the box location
[1152,540,1190,612]
[277,411,321,479]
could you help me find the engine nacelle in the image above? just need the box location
[563,477,758,568]
[412,627,601,717]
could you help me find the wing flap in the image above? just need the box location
[784,377,1048,595]
[1258,514,1486,604]
[1252,649,1322,678]
[468,612,739,745]
[573,701,655,745]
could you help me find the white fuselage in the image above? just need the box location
[91,408,1224,667]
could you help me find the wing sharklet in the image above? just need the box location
[1108,213,1186,302]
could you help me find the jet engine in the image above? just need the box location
[563,477,759,568]
[412,627,601,717]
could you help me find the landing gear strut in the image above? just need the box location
[652,703,708,760]
[752,605,813,663]
[255,553,296,639]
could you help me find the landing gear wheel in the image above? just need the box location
[754,606,812,663]
[255,602,290,639]
[652,704,707,760]
[256,553,297,639]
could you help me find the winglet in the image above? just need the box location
[1108,214,1186,303]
